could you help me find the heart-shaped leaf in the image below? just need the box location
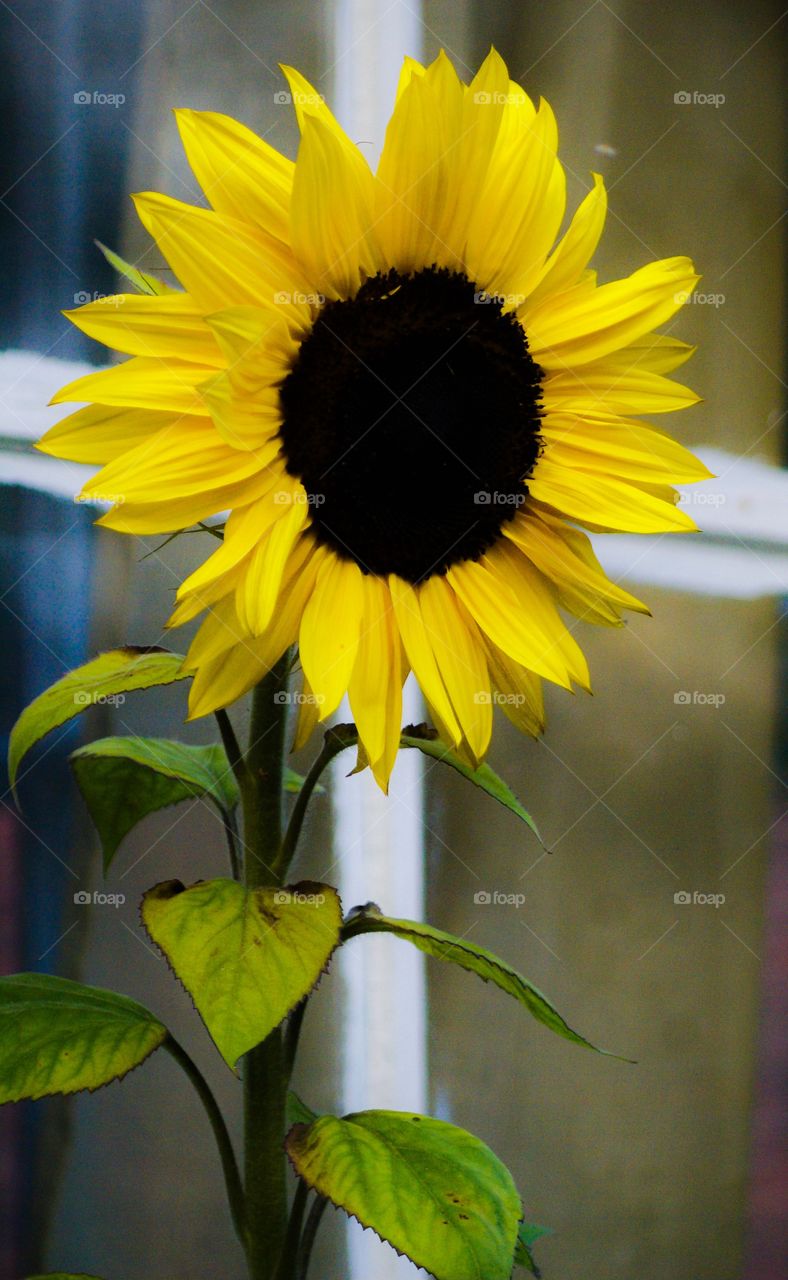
[286,1109,521,1280]
[141,878,342,1068]
[342,906,630,1059]
[8,647,189,794]
[0,974,167,1102]
[71,736,238,870]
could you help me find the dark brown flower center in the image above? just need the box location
[278,266,543,583]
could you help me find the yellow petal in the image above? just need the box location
[541,414,713,484]
[299,555,365,717]
[279,65,351,145]
[528,457,698,532]
[81,418,274,505]
[375,65,461,271]
[291,113,383,299]
[199,370,283,452]
[505,508,649,617]
[292,675,322,752]
[525,257,699,367]
[96,469,275,534]
[37,404,179,464]
[465,99,564,299]
[175,475,297,604]
[527,173,607,306]
[479,635,545,736]
[175,108,293,242]
[50,357,214,415]
[348,576,404,791]
[447,556,575,689]
[542,366,700,415]
[418,575,492,762]
[389,575,462,748]
[132,192,311,329]
[236,496,309,636]
[481,542,591,690]
[63,292,223,365]
[443,48,511,252]
[184,535,318,663]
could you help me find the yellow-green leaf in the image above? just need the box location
[286,1109,521,1280]
[141,878,342,1069]
[8,648,189,794]
[95,239,174,295]
[342,906,630,1059]
[0,974,167,1102]
[70,736,238,871]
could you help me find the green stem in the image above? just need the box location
[163,1034,247,1249]
[243,655,292,1280]
[296,1195,328,1280]
[222,805,242,880]
[274,730,348,880]
[274,1179,310,1280]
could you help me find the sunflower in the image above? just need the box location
[40,49,709,789]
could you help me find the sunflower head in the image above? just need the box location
[41,48,709,790]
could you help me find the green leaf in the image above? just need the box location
[141,878,342,1069]
[286,1109,521,1280]
[514,1220,551,1275]
[400,725,542,844]
[283,766,324,796]
[71,736,238,871]
[287,1089,318,1128]
[0,974,167,1102]
[343,907,629,1059]
[327,722,542,844]
[8,647,189,795]
[95,239,174,295]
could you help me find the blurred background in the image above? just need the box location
[0,1,785,1278]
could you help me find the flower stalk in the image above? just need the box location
[242,655,292,1280]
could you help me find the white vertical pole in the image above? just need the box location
[329,3,427,1276]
